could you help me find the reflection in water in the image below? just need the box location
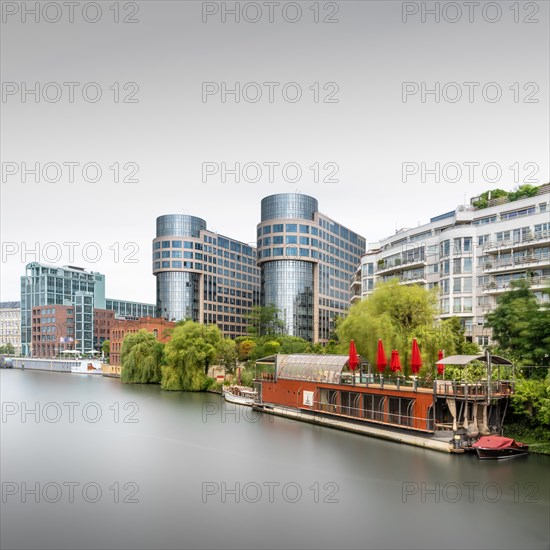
[1,369,548,550]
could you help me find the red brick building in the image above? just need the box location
[94,309,115,351]
[109,317,176,374]
[31,306,115,358]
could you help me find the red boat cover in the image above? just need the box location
[472,436,515,449]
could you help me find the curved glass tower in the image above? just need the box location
[153,214,260,337]
[257,194,366,343]
[154,215,206,323]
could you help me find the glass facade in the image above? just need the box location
[20,263,106,356]
[261,194,318,222]
[156,271,200,322]
[105,299,156,319]
[258,194,366,343]
[153,214,260,338]
[156,214,206,238]
[262,261,314,340]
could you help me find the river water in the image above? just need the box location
[1,369,548,550]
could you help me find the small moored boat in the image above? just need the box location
[222,385,258,406]
[472,435,529,460]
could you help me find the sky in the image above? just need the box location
[1,0,549,304]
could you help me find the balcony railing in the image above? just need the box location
[483,276,550,293]
[483,251,550,272]
[482,230,550,252]
[376,257,426,274]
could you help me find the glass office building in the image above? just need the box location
[257,194,366,343]
[20,263,106,356]
[105,299,156,319]
[153,214,260,338]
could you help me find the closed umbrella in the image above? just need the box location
[437,349,445,376]
[390,349,401,373]
[411,338,422,375]
[348,339,359,372]
[376,339,387,373]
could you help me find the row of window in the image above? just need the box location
[258,224,363,256]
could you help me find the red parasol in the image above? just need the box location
[411,338,422,375]
[437,349,444,376]
[376,339,387,373]
[390,349,401,373]
[348,339,359,372]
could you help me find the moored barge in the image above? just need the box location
[252,353,516,454]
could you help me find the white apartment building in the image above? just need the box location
[352,184,550,347]
[0,301,21,354]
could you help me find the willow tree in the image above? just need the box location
[338,279,458,376]
[120,330,164,384]
[161,321,222,391]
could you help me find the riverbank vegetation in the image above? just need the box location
[119,278,549,452]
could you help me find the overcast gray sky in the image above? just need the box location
[1,0,548,303]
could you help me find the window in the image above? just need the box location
[273,224,283,233]
[273,247,284,256]
[161,261,170,268]
[286,247,297,256]
[162,241,170,248]
[172,261,182,268]
[299,236,309,245]
[299,248,310,257]
[285,224,297,232]
[463,257,472,273]
[463,277,472,292]
[172,240,182,248]
[453,278,461,292]
[299,224,309,233]
[263,225,271,234]
[285,235,297,244]
[478,234,489,246]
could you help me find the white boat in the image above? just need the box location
[71,360,103,375]
[222,385,258,406]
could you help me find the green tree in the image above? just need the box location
[120,330,164,384]
[245,305,286,337]
[0,343,15,355]
[487,279,550,366]
[236,339,256,362]
[217,338,238,376]
[161,321,221,391]
[101,339,110,361]
[510,373,550,427]
[338,279,458,376]
[442,317,479,354]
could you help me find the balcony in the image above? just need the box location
[482,230,550,253]
[400,276,427,286]
[376,257,426,275]
[483,276,550,294]
[483,251,550,273]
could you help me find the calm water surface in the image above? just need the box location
[1,369,549,549]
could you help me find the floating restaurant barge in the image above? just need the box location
[252,353,515,454]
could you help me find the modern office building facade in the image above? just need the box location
[20,263,106,356]
[20,262,156,356]
[355,184,550,347]
[257,194,366,343]
[153,215,260,338]
[0,301,21,354]
[105,298,156,319]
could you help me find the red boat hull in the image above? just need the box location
[472,436,529,459]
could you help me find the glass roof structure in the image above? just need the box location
[257,354,368,384]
